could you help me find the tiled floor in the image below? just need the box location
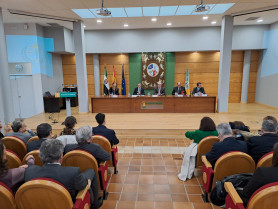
[101,138,222,209]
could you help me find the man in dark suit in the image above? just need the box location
[172,82,186,95]
[27,123,52,152]
[64,126,110,165]
[133,83,145,95]
[154,81,165,96]
[92,113,119,146]
[247,119,278,163]
[206,123,248,168]
[25,139,102,209]
[109,82,119,95]
[192,82,206,95]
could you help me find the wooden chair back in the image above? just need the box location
[92,135,112,164]
[256,152,273,168]
[196,136,219,167]
[2,137,27,160]
[0,182,17,209]
[6,150,22,169]
[15,179,73,209]
[22,150,43,166]
[212,151,255,188]
[27,136,39,143]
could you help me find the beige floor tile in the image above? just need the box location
[155,201,174,209]
[135,201,155,209]
[107,183,123,193]
[100,200,118,209]
[173,202,194,209]
[117,201,135,209]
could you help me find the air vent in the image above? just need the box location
[245,17,260,21]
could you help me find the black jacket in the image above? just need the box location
[154,87,165,96]
[64,143,111,165]
[133,87,145,95]
[109,87,119,95]
[27,138,47,153]
[206,137,248,168]
[92,125,119,146]
[172,86,186,95]
[247,133,278,163]
[192,87,206,95]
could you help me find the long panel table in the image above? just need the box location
[91,96,216,113]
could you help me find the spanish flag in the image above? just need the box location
[113,65,116,83]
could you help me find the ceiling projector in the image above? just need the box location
[195,0,210,12]
[96,8,111,16]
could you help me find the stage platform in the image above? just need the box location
[23,103,278,137]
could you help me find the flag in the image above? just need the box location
[185,66,190,95]
[113,65,116,83]
[121,64,126,95]
[104,65,109,95]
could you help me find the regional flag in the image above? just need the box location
[185,66,190,95]
[113,65,116,83]
[104,66,109,95]
[122,65,126,95]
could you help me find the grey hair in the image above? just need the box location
[217,123,233,136]
[39,139,64,164]
[262,120,278,133]
[12,120,23,132]
[75,126,92,145]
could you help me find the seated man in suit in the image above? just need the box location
[248,119,278,163]
[92,113,119,146]
[5,120,36,143]
[109,82,120,95]
[27,123,52,153]
[25,139,103,209]
[192,82,206,95]
[64,126,110,165]
[133,83,145,95]
[154,81,165,96]
[172,82,186,95]
[205,123,248,168]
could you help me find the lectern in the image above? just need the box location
[55,92,77,116]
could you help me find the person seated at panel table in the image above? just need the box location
[172,82,186,95]
[133,83,145,95]
[5,120,36,144]
[247,119,278,163]
[24,139,103,209]
[205,123,248,168]
[0,140,35,193]
[185,116,218,144]
[60,116,77,136]
[192,82,206,95]
[109,82,120,95]
[92,113,119,146]
[64,126,110,165]
[154,81,165,96]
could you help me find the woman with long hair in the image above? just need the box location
[60,116,77,136]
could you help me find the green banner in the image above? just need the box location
[60,92,77,98]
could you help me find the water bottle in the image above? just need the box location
[128,92,130,97]
[148,92,150,97]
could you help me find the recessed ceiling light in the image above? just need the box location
[97,19,102,23]
[202,16,208,20]
[152,18,157,22]
[211,21,217,24]
[124,24,128,27]
[257,19,263,23]
[166,22,172,26]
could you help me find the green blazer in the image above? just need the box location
[185,130,218,144]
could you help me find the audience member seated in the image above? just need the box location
[5,120,36,144]
[229,121,250,141]
[27,123,52,153]
[185,116,218,144]
[264,115,277,123]
[205,123,248,168]
[60,116,77,136]
[240,143,278,206]
[109,82,120,95]
[0,140,34,193]
[25,139,102,209]
[64,126,110,165]
[92,113,119,146]
[0,121,11,139]
[247,119,278,163]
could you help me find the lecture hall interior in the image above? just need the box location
[1,0,278,209]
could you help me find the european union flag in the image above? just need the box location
[122,65,126,95]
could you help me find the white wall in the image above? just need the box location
[84,25,269,53]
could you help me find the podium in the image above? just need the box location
[55,92,77,116]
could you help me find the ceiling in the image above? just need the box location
[1,0,278,30]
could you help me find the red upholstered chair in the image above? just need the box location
[225,182,278,209]
[22,150,43,166]
[256,152,273,168]
[0,182,16,209]
[62,150,109,199]
[92,135,119,174]
[15,178,91,209]
[2,136,27,160]
[202,151,255,202]
[6,149,22,169]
